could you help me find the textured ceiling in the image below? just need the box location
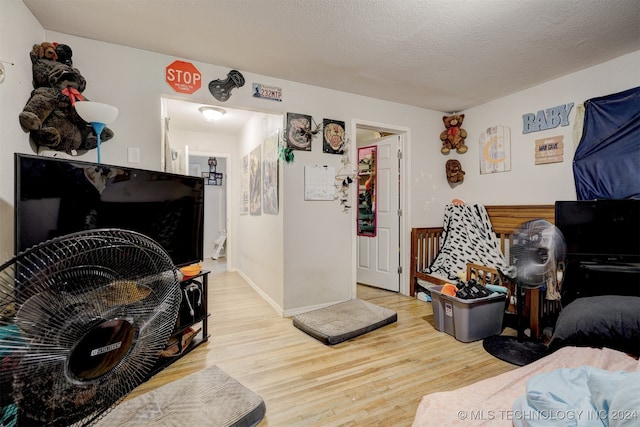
[23,0,640,113]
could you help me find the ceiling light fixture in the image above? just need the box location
[199,106,226,122]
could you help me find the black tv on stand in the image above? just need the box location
[15,153,205,268]
[555,199,640,303]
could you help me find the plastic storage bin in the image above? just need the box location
[429,285,506,342]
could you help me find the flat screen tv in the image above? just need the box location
[555,199,640,265]
[15,153,205,268]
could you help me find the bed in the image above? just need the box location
[412,346,639,426]
[410,204,558,338]
[412,293,640,426]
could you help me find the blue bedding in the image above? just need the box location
[513,366,640,427]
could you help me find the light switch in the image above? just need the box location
[128,147,140,163]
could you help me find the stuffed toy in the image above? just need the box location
[18,42,113,154]
[440,114,468,154]
[446,159,465,183]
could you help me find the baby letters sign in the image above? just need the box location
[522,103,574,134]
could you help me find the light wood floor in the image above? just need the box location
[129,271,516,426]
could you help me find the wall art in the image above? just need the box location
[446,159,465,184]
[322,119,346,154]
[285,112,312,151]
[205,157,223,185]
[240,154,249,215]
[535,135,564,165]
[522,103,574,134]
[440,114,468,155]
[166,60,201,95]
[479,125,511,174]
[252,83,282,102]
[208,69,245,102]
[262,131,279,214]
[250,145,262,215]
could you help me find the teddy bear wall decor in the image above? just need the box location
[19,42,114,155]
[440,114,468,155]
[446,159,465,184]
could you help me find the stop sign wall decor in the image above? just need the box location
[166,60,201,94]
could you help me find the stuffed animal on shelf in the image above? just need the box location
[18,42,114,155]
[440,114,468,154]
[446,159,465,183]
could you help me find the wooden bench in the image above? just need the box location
[410,205,559,339]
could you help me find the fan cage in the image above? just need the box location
[511,219,566,289]
[0,229,182,426]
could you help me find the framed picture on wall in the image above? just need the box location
[323,119,345,154]
[240,154,249,215]
[285,112,312,151]
[249,145,262,215]
[262,131,279,214]
[479,125,511,174]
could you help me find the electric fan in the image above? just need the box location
[0,229,182,426]
[483,219,566,366]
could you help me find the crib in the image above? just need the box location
[410,204,559,339]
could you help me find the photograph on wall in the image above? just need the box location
[479,125,511,174]
[262,131,279,214]
[285,112,312,151]
[322,119,346,154]
[240,154,249,215]
[250,145,262,215]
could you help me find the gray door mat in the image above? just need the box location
[97,365,265,427]
[292,298,398,345]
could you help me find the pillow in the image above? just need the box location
[549,295,640,357]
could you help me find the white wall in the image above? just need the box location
[235,114,285,311]
[462,52,640,207]
[408,51,640,228]
[2,1,639,312]
[0,0,45,263]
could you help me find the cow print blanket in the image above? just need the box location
[425,204,515,281]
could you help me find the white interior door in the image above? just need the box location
[357,134,400,292]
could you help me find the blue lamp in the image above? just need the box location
[75,101,118,164]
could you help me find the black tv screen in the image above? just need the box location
[15,153,204,267]
[555,199,640,264]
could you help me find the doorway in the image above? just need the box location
[161,96,283,275]
[355,122,407,293]
[189,153,228,274]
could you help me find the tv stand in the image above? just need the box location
[149,269,210,377]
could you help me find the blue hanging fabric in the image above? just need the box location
[573,86,640,200]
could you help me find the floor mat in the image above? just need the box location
[292,298,397,345]
[483,335,550,366]
[97,365,265,427]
